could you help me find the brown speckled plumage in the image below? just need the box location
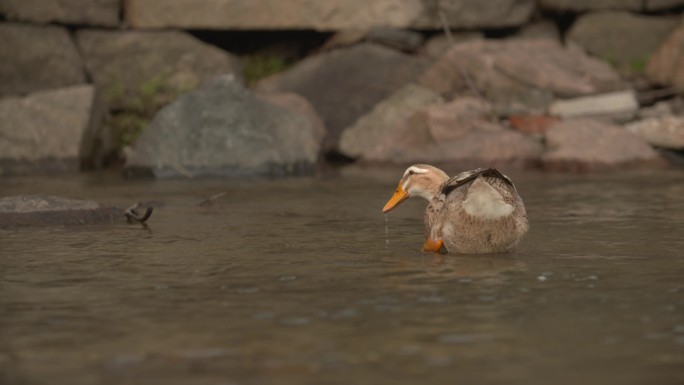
[385,165,528,254]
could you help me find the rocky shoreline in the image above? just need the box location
[1,0,683,177]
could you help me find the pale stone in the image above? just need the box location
[548,91,639,119]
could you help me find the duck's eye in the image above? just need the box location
[408,170,415,176]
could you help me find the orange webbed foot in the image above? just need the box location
[422,238,444,253]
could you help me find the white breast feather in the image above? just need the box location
[462,179,514,220]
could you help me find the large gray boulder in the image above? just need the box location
[0,23,86,97]
[0,0,120,27]
[567,12,680,72]
[646,22,684,91]
[339,84,444,159]
[419,38,627,113]
[125,0,534,30]
[0,195,120,228]
[542,119,663,171]
[0,85,101,175]
[76,29,243,109]
[365,97,544,166]
[257,43,429,152]
[126,75,324,178]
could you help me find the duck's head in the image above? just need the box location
[382,164,449,213]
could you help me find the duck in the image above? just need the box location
[382,164,528,254]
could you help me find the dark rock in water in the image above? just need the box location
[0,195,121,228]
[125,75,324,178]
[0,23,86,97]
[256,43,429,153]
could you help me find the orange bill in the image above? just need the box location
[382,182,409,213]
[422,238,443,253]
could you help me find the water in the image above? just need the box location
[1,167,684,385]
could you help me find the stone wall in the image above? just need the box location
[1,0,683,176]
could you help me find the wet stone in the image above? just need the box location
[0,195,120,228]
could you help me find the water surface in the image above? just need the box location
[2,167,683,385]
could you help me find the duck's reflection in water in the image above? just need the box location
[380,253,527,290]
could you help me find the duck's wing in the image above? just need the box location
[440,168,514,196]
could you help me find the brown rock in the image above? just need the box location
[0,85,101,175]
[257,92,327,145]
[542,119,663,171]
[366,97,544,167]
[646,22,684,91]
[424,32,484,59]
[646,0,684,10]
[0,23,86,97]
[0,0,120,27]
[256,43,429,152]
[540,0,684,13]
[625,115,684,150]
[512,20,561,42]
[338,84,443,159]
[76,29,242,110]
[125,0,534,30]
[418,39,626,112]
[538,0,641,11]
[567,12,679,72]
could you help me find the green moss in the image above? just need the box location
[108,112,149,147]
[600,54,649,74]
[243,54,292,84]
[628,56,648,74]
[105,73,194,151]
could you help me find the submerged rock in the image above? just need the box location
[126,75,324,178]
[0,195,120,228]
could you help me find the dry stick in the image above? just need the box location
[198,191,227,207]
[124,202,153,224]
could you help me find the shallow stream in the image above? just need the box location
[2,167,683,384]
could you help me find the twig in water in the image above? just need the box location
[125,202,153,224]
[198,191,227,207]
